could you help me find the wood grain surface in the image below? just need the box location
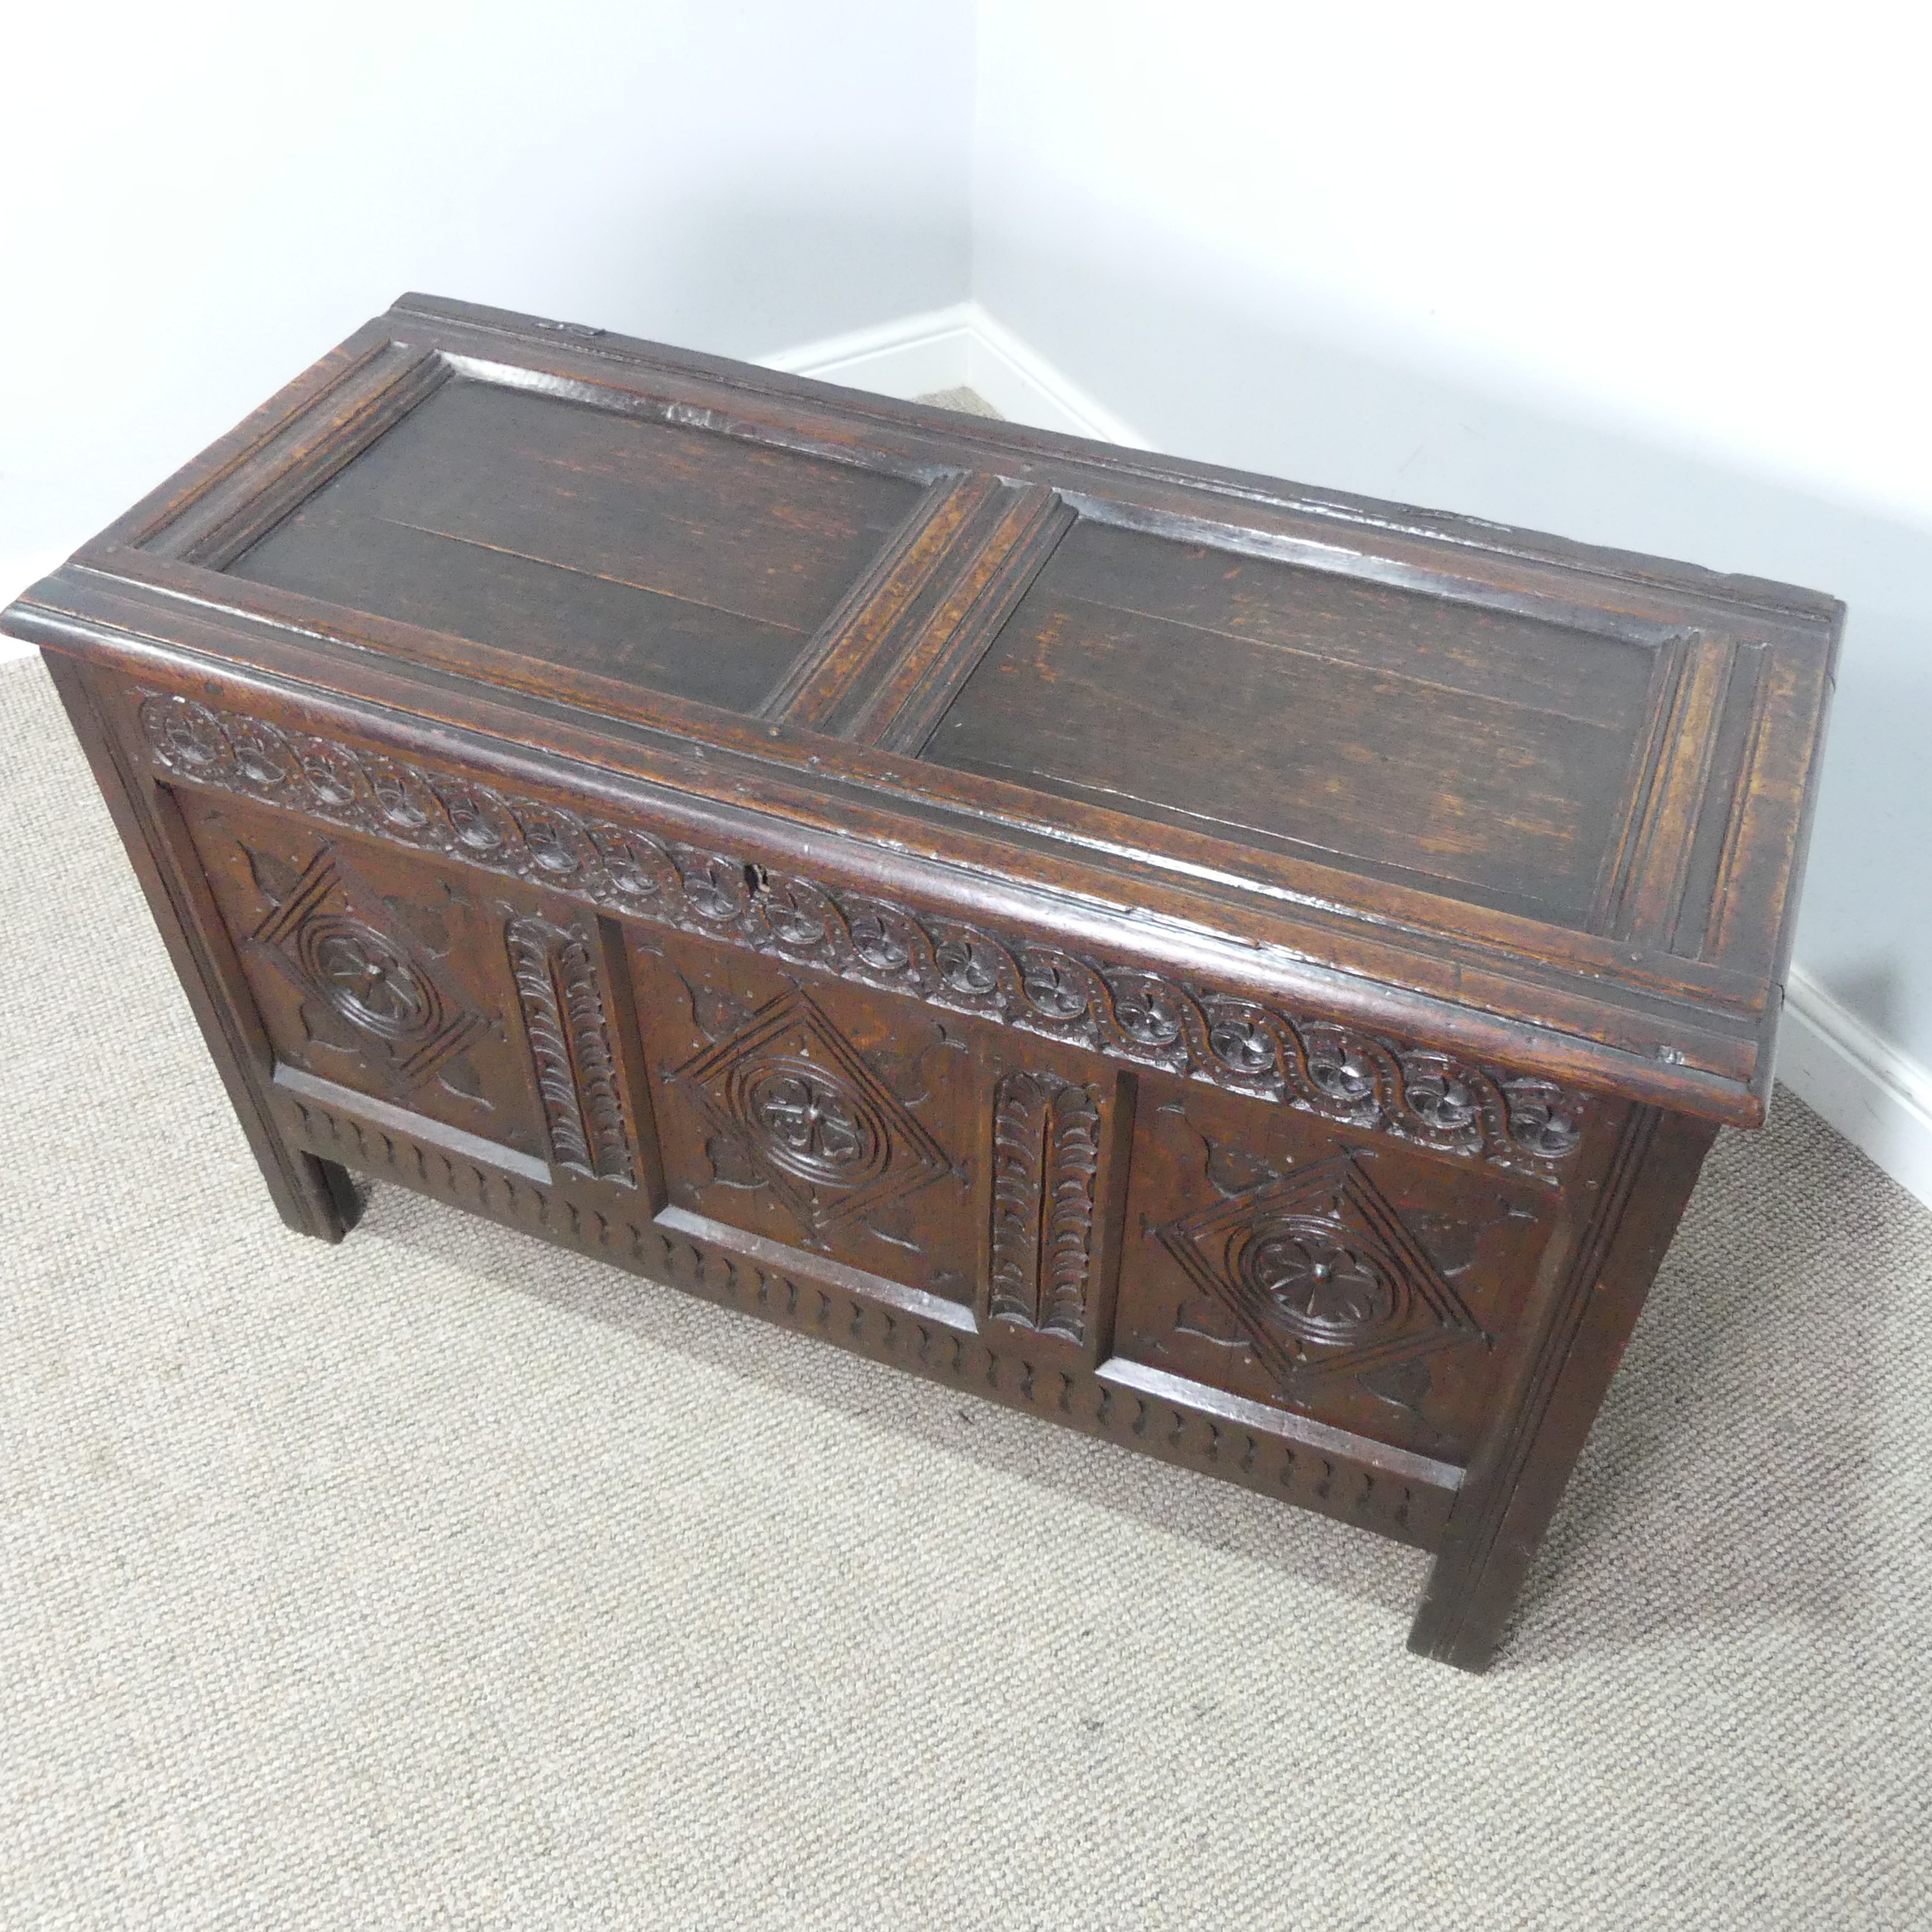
[2,294,1841,1667]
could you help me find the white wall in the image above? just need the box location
[0,0,974,611]
[972,0,1932,1095]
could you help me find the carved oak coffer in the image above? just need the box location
[5,295,1840,1670]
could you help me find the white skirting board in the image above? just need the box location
[759,300,1149,449]
[1777,967,1932,1208]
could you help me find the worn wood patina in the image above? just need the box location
[4,294,1841,1668]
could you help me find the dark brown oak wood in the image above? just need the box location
[1406,1104,1720,1668]
[3,294,1841,1668]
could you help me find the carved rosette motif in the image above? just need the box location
[1156,1155,1486,1402]
[988,1072,1103,1343]
[245,842,487,1092]
[139,692,1588,1182]
[504,915,637,1185]
[672,988,948,1235]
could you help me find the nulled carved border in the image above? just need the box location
[989,1071,1102,1342]
[141,691,1587,1182]
[279,1089,1451,1550]
[504,914,636,1185]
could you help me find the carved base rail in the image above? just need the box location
[277,1087,1459,1553]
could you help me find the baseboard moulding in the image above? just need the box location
[760,300,1149,448]
[1777,964,1932,1210]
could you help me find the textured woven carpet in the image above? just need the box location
[913,385,1002,419]
[3,650,1929,1930]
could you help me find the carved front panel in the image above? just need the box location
[624,924,1134,1329]
[162,702,1643,1519]
[156,696,1614,1472]
[179,789,553,1172]
[631,929,981,1302]
[1114,1070,1612,1465]
[185,790,651,1192]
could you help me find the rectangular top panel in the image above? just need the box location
[230,373,925,715]
[920,515,1658,928]
[2,292,1843,1123]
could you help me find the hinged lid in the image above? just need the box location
[3,294,1842,1125]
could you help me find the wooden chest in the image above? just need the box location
[5,295,1840,1669]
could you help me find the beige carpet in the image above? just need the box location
[2,650,1929,1930]
[913,386,1002,418]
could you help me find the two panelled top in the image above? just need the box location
[6,294,1842,1124]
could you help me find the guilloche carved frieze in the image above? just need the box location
[138,691,1587,1182]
